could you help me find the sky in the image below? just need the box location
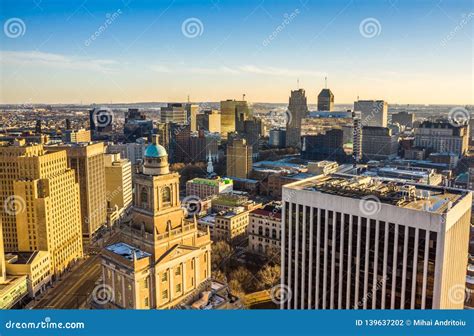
[0,0,473,105]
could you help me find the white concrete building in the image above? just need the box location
[281,174,472,309]
[354,100,388,127]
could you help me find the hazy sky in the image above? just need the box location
[0,0,473,105]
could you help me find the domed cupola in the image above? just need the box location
[143,135,169,175]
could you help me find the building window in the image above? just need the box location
[162,186,171,204]
[176,283,181,292]
[162,290,168,299]
[175,267,181,276]
[140,188,148,207]
[144,297,149,306]
[162,272,167,282]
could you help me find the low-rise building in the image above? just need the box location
[248,203,281,256]
[186,177,233,199]
[214,208,251,243]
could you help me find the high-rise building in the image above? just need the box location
[226,138,252,179]
[354,100,388,127]
[189,130,219,163]
[220,100,250,138]
[362,126,399,161]
[186,103,199,131]
[282,174,472,309]
[124,109,153,143]
[0,140,83,276]
[301,129,350,163]
[352,111,362,163]
[197,109,221,134]
[104,153,132,226]
[285,89,308,148]
[48,142,107,246]
[106,138,147,165]
[168,123,191,163]
[317,88,334,111]
[100,135,211,309]
[391,111,415,128]
[160,103,187,124]
[414,120,469,157]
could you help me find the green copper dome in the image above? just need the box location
[144,144,167,158]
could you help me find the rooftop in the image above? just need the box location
[286,174,467,214]
[105,242,151,261]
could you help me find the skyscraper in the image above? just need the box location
[354,100,388,127]
[124,109,153,143]
[220,100,250,138]
[226,138,253,179]
[352,111,362,163]
[317,88,334,111]
[160,103,187,124]
[282,174,472,309]
[0,140,83,276]
[100,135,211,309]
[186,103,199,131]
[285,89,308,148]
[197,109,221,134]
[104,153,132,226]
[48,142,107,246]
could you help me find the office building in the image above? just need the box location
[301,129,351,163]
[106,138,147,165]
[104,153,133,226]
[48,142,107,245]
[248,203,281,256]
[269,129,287,148]
[197,109,221,134]
[100,135,211,309]
[285,89,308,148]
[124,109,153,143]
[392,112,415,128]
[362,126,399,161]
[414,120,468,157]
[317,88,334,112]
[186,177,233,199]
[282,174,472,309]
[214,208,251,244]
[62,129,91,143]
[186,103,199,131]
[0,140,83,276]
[168,123,191,163]
[189,131,219,163]
[220,100,250,137]
[226,138,252,179]
[160,103,188,124]
[354,100,388,127]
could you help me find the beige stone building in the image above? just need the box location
[0,140,83,277]
[226,138,252,179]
[220,100,249,138]
[100,136,211,309]
[104,153,132,226]
[248,203,281,255]
[48,142,107,245]
[214,208,250,243]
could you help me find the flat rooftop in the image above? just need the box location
[105,242,151,261]
[286,174,467,214]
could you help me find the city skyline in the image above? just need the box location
[1,0,473,105]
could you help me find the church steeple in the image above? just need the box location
[207,150,214,177]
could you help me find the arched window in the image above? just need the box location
[162,186,171,204]
[140,188,148,208]
[265,228,270,237]
[258,226,263,235]
[272,229,277,239]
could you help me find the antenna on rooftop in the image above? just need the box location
[324,76,327,89]
[242,93,246,101]
[187,95,190,103]
[297,78,300,89]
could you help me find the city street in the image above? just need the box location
[30,255,101,309]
